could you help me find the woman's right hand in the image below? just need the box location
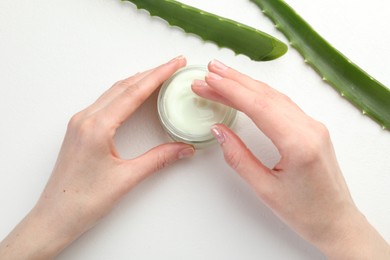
[192,60,390,259]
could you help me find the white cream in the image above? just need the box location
[163,68,226,136]
[158,66,236,147]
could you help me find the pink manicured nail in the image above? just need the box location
[178,147,195,159]
[207,72,223,81]
[211,125,226,144]
[210,59,228,71]
[192,79,208,88]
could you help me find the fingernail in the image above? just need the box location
[211,125,226,144]
[210,59,228,71]
[192,79,208,88]
[167,55,185,64]
[207,72,223,81]
[178,147,195,159]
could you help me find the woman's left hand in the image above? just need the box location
[0,56,195,260]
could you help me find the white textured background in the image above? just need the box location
[0,0,389,259]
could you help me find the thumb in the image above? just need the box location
[211,124,275,191]
[129,143,195,185]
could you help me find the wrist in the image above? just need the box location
[314,207,390,259]
[0,206,75,259]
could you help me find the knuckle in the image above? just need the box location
[155,152,172,171]
[70,115,109,145]
[68,111,83,130]
[123,82,141,99]
[111,77,137,93]
[121,74,140,85]
[280,92,294,104]
[253,95,270,112]
[76,117,98,139]
[224,149,244,170]
[291,121,331,165]
[250,89,276,114]
[112,79,124,88]
[311,122,330,144]
[111,79,127,91]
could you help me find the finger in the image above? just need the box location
[205,71,307,146]
[208,59,304,118]
[125,143,195,186]
[191,79,233,107]
[209,60,309,121]
[205,72,259,113]
[208,59,267,92]
[102,56,186,125]
[90,69,154,112]
[210,124,276,198]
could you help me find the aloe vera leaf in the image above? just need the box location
[251,0,390,130]
[122,0,287,61]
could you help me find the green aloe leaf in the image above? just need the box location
[251,0,390,130]
[123,0,287,61]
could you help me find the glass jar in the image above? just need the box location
[157,65,237,148]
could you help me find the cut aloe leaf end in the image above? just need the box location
[122,0,288,61]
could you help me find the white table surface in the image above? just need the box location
[1,0,389,259]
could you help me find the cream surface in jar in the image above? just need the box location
[158,66,236,148]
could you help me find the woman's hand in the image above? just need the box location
[0,56,195,260]
[192,60,390,259]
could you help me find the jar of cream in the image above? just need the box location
[158,65,237,148]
